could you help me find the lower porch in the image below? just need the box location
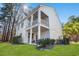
[26,26,50,44]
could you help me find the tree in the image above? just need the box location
[0,3,29,42]
[0,3,16,41]
[63,16,79,42]
[9,3,20,41]
[0,3,13,41]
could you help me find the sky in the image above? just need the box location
[0,3,79,24]
[29,3,79,24]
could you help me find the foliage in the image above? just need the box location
[10,35,22,44]
[37,38,55,48]
[0,3,14,41]
[0,3,21,41]
[63,16,79,42]
[63,37,70,44]
[0,3,13,20]
[55,38,70,45]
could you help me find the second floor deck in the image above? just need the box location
[27,19,49,28]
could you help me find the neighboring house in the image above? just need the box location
[15,5,63,44]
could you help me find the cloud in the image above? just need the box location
[22,3,32,13]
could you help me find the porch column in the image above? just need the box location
[38,10,41,40]
[30,15,33,44]
[38,26,41,40]
[30,29,32,44]
[34,33,36,43]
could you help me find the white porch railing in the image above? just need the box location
[27,19,49,27]
[41,20,49,27]
[27,22,31,27]
[32,20,38,25]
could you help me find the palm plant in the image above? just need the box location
[63,16,79,42]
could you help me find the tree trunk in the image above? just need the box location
[2,21,8,41]
[9,17,15,41]
[5,19,11,41]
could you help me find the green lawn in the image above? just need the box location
[0,42,79,56]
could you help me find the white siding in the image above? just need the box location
[39,6,63,39]
[41,30,50,39]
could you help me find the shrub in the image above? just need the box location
[10,35,22,44]
[50,39,55,45]
[63,38,70,44]
[56,40,64,44]
[37,38,55,48]
[56,37,70,45]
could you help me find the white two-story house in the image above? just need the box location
[15,5,63,44]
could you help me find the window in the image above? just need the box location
[20,15,23,20]
[0,26,2,28]
[21,22,24,28]
[0,31,1,34]
[20,33,22,37]
[28,33,30,43]
[18,25,19,30]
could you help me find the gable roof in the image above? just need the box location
[17,5,55,24]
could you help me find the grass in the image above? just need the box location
[0,42,79,56]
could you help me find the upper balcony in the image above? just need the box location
[27,11,49,28]
[32,19,49,27]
